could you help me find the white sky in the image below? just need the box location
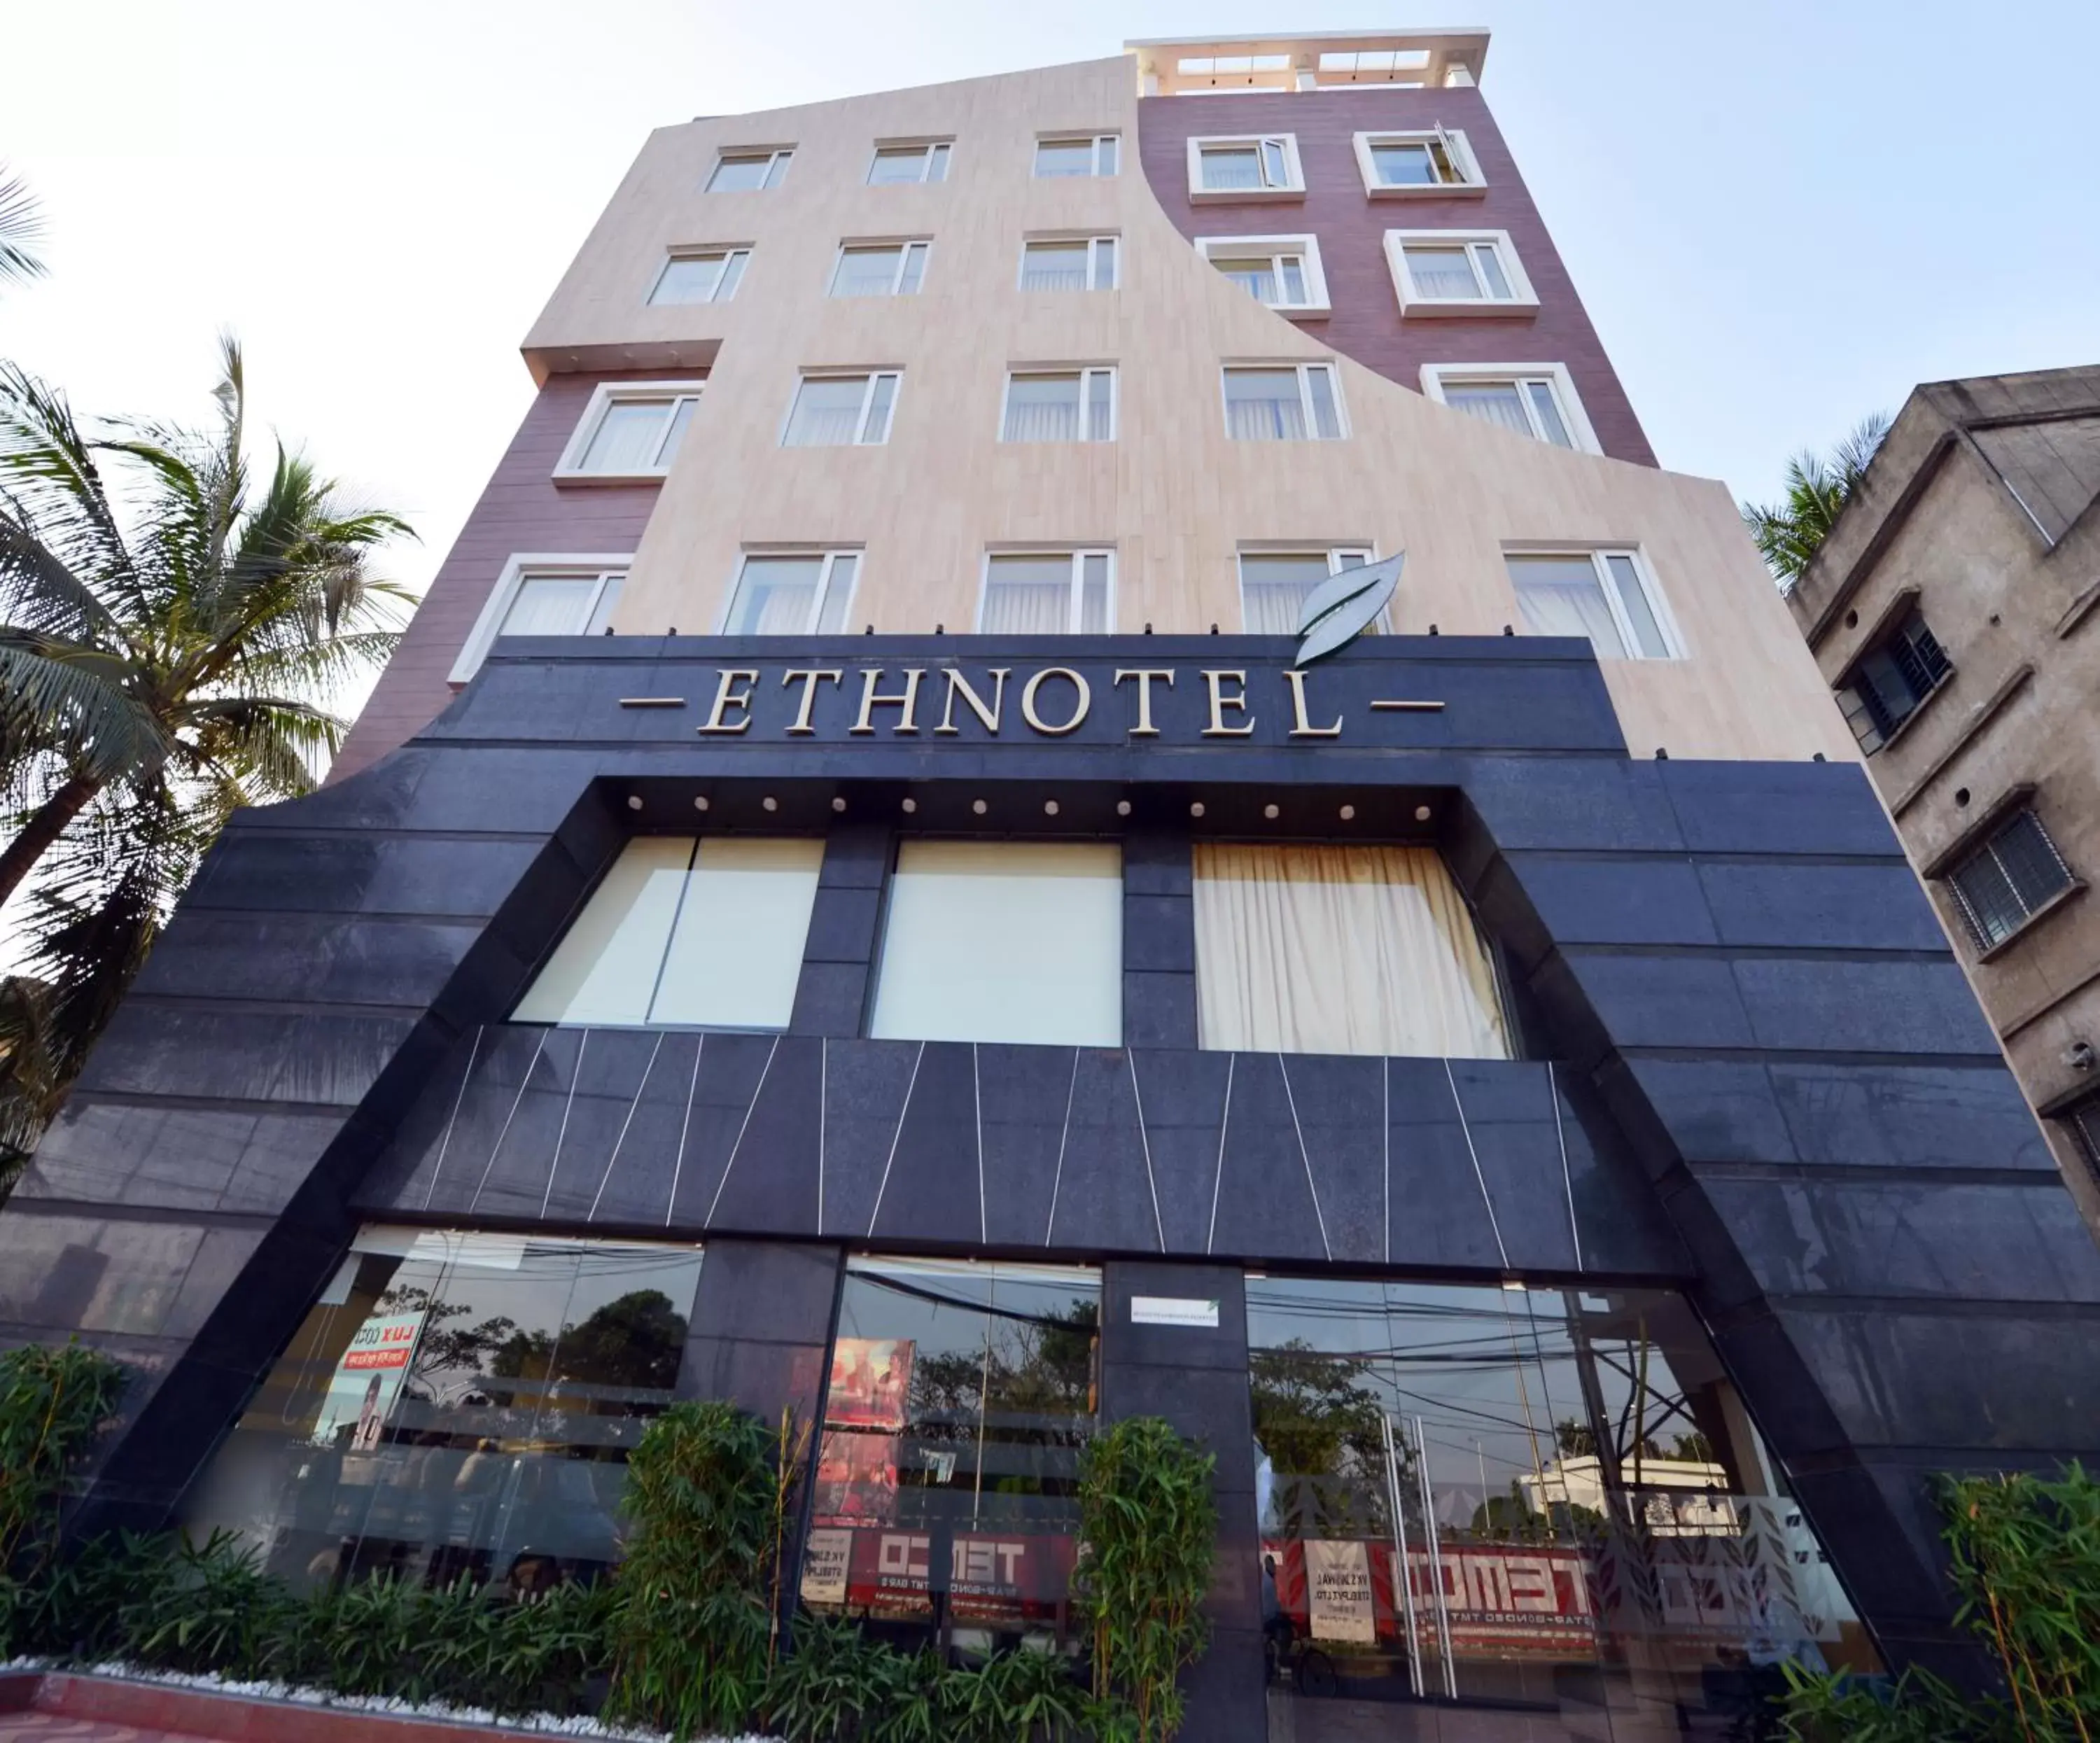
[4,0,2097,724]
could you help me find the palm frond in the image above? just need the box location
[0,363,144,619]
[168,693,347,800]
[1740,411,1893,585]
[0,167,46,288]
[0,631,164,783]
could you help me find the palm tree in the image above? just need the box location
[1740,412,1891,586]
[0,166,46,288]
[0,337,412,1173]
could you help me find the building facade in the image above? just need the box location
[5,34,2098,1743]
[1785,366,2100,1231]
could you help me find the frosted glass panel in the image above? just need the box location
[513,839,693,1026]
[649,838,823,1028]
[871,841,1122,1046]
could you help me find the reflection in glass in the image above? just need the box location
[182,1228,704,1595]
[799,1259,1100,1659]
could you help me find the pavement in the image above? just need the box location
[0,1718,218,1742]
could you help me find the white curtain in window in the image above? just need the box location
[785,380,866,446]
[1224,371,1306,440]
[1508,557,1628,657]
[870,841,1122,1046]
[1201,148,1262,189]
[1402,247,1480,300]
[1021,244,1089,291]
[833,248,902,295]
[1193,844,1508,1058]
[648,838,822,1027]
[1213,257,1280,301]
[982,556,1074,632]
[1004,377,1082,441]
[580,401,670,472]
[513,839,693,1026]
[1445,384,1534,437]
[728,557,824,634]
[1239,554,1331,634]
[501,575,599,636]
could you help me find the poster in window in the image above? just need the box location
[1304,1539,1377,1644]
[812,1431,902,1525]
[314,1310,424,1450]
[800,1527,853,1605]
[825,1337,915,1430]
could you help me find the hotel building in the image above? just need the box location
[6,31,2097,1742]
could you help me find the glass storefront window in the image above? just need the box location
[1246,1277,1878,1738]
[798,1258,1100,1658]
[183,1226,704,1594]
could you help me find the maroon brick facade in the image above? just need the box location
[1138,87,1657,467]
[331,371,671,780]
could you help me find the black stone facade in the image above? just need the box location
[5,633,2098,1734]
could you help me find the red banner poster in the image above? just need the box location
[825,1338,915,1430]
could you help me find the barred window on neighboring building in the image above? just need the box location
[2066,1095,2100,1187]
[1944,807,2076,951]
[1836,610,1952,752]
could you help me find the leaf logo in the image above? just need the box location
[1293,552,1403,667]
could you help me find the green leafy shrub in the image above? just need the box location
[1074,1415,1219,1743]
[1781,1463,2100,1743]
[606,1397,782,1739]
[0,1340,126,1648]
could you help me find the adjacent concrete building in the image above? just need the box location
[1786,367,2100,1226]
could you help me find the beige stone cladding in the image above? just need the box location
[523,54,1852,764]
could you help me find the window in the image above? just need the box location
[1507,550,1676,660]
[650,248,749,306]
[1385,230,1537,314]
[2066,1095,2100,1185]
[1189,134,1303,200]
[1222,363,1344,441]
[783,372,899,447]
[514,836,823,1029]
[1352,127,1483,195]
[1019,236,1117,291]
[180,1225,706,1592]
[1000,368,1115,443]
[1945,808,2076,951]
[1193,845,1508,1057]
[1421,363,1597,452]
[1835,609,1953,752]
[979,550,1112,634]
[1198,234,1329,314]
[722,550,860,636]
[556,383,703,479]
[1035,134,1119,177]
[708,149,792,192]
[1239,549,1379,635]
[799,1258,1100,1653]
[449,555,630,682]
[869,841,1122,1046]
[868,141,951,185]
[830,241,930,298]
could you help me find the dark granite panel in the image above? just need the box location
[1123,894,1194,972]
[1128,1051,1232,1256]
[802,887,882,965]
[1700,1175,2100,1304]
[707,1037,825,1236]
[1700,1307,1851,1458]
[1100,1362,1257,1476]
[1499,853,1718,948]
[1696,862,1950,952]
[1122,969,1197,1050]
[128,909,479,1012]
[179,1224,346,1367]
[1178,1625,1265,1743]
[977,1044,1082,1248]
[76,1004,416,1109]
[468,1025,585,1219]
[352,1027,480,1210]
[29,1102,249,1212]
[1558,952,1756,1052]
[1102,1262,1248,1376]
[538,1028,666,1220]
[589,1029,704,1226]
[789,958,872,1039]
[1447,1058,1578,1273]
[1461,758,1679,853]
[1278,1055,1386,1266]
[1385,1057,1506,1271]
[665,1033,786,1230]
[678,1336,832,1428]
[219,1112,356,1217]
[817,823,893,890]
[867,1042,981,1247]
[1555,1082,1691,1278]
[1768,1062,2057,1172]
[689,1240,843,1347]
[1623,1058,1798,1166]
[0,1214,204,1338]
[1784,1462,1954,1634]
[818,1039,923,1239]
[1732,958,2001,1058]
[1660,760,1905,858]
[1121,831,1193,898]
[1208,1054,1325,1264]
[1047,1049,1163,1254]
[186,833,544,920]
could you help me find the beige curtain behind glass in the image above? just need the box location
[1192,844,1509,1058]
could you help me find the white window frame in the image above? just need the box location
[1506,547,1684,661]
[1018,234,1119,291]
[1187,133,1306,202]
[1238,546,1385,633]
[718,549,863,636]
[706,148,792,192]
[1385,229,1539,316]
[1196,232,1330,316]
[998,366,1118,444]
[976,549,1116,634]
[1219,362,1348,441]
[1035,134,1120,178]
[828,239,932,298]
[867,140,953,186]
[649,247,750,306]
[780,371,901,447]
[1420,363,1602,454]
[1352,127,1485,197]
[553,382,705,482]
[450,554,632,683]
